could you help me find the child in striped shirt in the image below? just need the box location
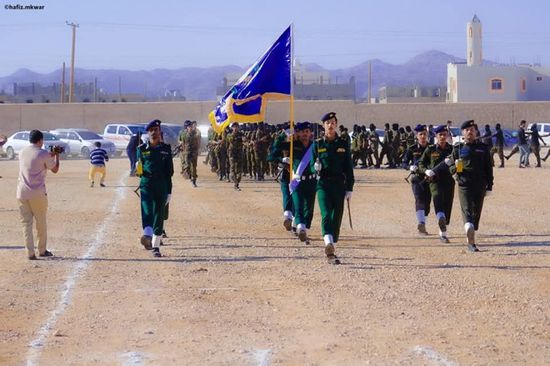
[89,142,109,187]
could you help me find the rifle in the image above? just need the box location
[172,144,183,157]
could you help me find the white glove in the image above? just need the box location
[345,191,352,200]
[165,194,171,206]
[282,157,290,164]
[314,159,322,172]
[485,190,492,197]
[425,169,435,178]
[409,165,418,172]
[444,157,453,166]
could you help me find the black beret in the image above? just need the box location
[145,119,161,131]
[321,112,337,122]
[460,120,475,130]
[231,122,239,127]
[414,124,427,132]
[433,125,447,134]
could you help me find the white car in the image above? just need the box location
[4,131,70,160]
[50,128,116,158]
[103,123,146,154]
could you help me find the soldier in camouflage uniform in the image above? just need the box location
[379,123,394,168]
[367,124,381,168]
[227,122,244,191]
[180,120,201,187]
[391,123,402,167]
[254,122,271,180]
[178,120,190,178]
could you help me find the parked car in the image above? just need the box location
[4,131,70,160]
[50,128,116,158]
[102,123,146,154]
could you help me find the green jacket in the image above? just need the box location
[137,142,174,194]
[312,136,355,191]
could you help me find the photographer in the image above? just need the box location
[16,130,60,260]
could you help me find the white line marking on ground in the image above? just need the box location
[121,351,145,366]
[26,176,128,366]
[252,349,271,366]
[412,346,459,366]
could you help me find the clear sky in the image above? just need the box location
[1,0,549,76]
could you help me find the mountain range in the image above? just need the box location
[0,50,467,100]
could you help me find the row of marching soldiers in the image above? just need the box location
[350,123,417,169]
[204,122,282,191]
[403,121,494,252]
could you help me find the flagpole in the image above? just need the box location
[289,23,295,181]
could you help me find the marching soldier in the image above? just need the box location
[367,123,381,168]
[182,120,201,187]
[227,122,244,191]
[254,122,271,180]
[402,124,432,234]
[418,125,455,243]
[178,120,190,178]
[290,122,317,244]
[449,120,494,252]
[137,120,174,258]
[379,123,394,168]
[313,112,355,265]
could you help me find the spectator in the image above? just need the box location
[89,141,109,187]
[16,129,60,260]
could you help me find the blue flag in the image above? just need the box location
[209,26,291,133]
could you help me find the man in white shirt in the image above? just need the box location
[16,130,60,260]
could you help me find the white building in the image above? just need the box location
[447,15,550,103]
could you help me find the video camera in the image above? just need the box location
[49,145,65,154]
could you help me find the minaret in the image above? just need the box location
[467,14,482,66]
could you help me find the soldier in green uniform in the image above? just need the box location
[449,120,494,252]
[137,120,174,258]
[418,125,455,243]
[268,124,294,231]
[227,122,244,191]
[289,122,317,244]
[313,112,355,265]
[402,124,431,234]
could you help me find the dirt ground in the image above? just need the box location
[0,155,548,366]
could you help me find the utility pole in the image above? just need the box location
[66,21,79,103]
[368,61,372,104]
[60,62,66,103]
[118,76,122,102]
